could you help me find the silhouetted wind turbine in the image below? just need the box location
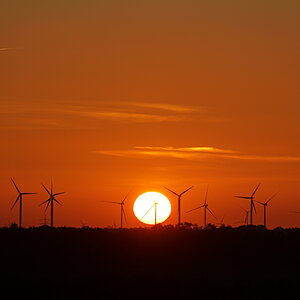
[100,193,129,228]
[235,208,249,226]
[216,214,226,227]
[242,208,249,225]
[39,214,50,226]
[141,201,158,225]
[186,187,216,227]
[235,184,260,225]
[11,178,36,228]
[255,194,276,228]
[40,181,65,227]
[163,186,193,226]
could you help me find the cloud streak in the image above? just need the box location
[66,101,200,123]
[125,102,198,113]
[135,146,237,154]
[68,110,182,123]
[0,100,217,129]
[0,48,14,51]
[0,101,195,128]
[95,146,300,162]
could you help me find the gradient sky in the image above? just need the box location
[0,0,299,228]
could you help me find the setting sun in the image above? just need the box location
[133,192,171,225]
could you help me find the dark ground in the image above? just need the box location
[0,224,299,299]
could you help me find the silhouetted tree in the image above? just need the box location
[9,222,18,229]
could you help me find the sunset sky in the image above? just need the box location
[1,1,299,228]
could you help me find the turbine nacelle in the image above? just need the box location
[163,186,194,197]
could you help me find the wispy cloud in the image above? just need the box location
[94,149,203,160]
[0,100,215,129]
[68,110,182,123]
[223,154,300,162]
[0,48,14,51]
[125,102,198,113]
[66,101,200,123]
[135,146,237,154]
[94,146,300,162]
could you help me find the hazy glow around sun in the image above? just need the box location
[133,192,171,225]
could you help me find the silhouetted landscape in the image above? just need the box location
[1,224,299,299]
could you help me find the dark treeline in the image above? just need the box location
[0,224,299,299]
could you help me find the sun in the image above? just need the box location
[133,192,171,225]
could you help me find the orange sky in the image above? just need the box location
[0,1,299,228]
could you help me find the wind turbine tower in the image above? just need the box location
[11,178,36,228]
[256,194,276,228]
[154,201,158,225]
[141,201,159,225]
[242,208,249,226]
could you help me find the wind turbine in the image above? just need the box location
[235,208,249,226]
[100,193,129,228]
[39,214,50,226]
[186,187,216,227]
[255,194,276,228]
[141,201,158,225]
[163,186,193,226]
[11,178,36,228]
[216,214,226,227]
[40,181,65,227]
[235,184,260,225]
[242,208,249,226]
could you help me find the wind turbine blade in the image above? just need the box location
[252,201,257,213]
[235,196,251,199]
[141,203,155,220]
[163,186,179,196]
[41,183,51,196]
[51,180,53,195]
[53,192,65,196]
[207,207,217,219]
[11,178,20,194]
[251,183,261,198]
[255,200,265,206]
[220,214,225,224]
[186,205,204,213]
[54,198,62,206]
[44,200,51,212]
[39,199,51,206]
[11,195,20,209]
[266,193,277,205]
[122,192,130,204]
[180,186,194,196]
[100,201,121,205]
